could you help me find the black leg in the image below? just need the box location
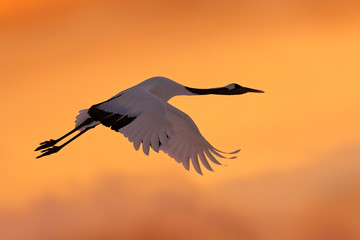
[35,129,77,151]
[35,118,93,151]
[36,126,95,159]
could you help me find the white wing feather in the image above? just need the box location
[92,87,239,175]
[162,104,239,175]
[112,88,173,155]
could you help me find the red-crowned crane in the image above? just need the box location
[35,76,264,174]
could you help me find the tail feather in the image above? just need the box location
[75,109,99,130]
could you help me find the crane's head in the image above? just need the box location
[224,83,265,95]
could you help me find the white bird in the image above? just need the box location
[35,76,264,174]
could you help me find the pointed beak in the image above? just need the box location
[243,87,265,93]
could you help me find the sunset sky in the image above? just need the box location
[1,1,360,239]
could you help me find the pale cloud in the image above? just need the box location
[1,144,359,240]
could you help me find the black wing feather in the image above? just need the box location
[88,105,136,131]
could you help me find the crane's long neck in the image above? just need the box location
[184,86,230,95]
[148,81,235,102]
[148,82,228,101]
[146,77,263,101]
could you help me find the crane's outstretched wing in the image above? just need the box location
[86,88,173,156]
[80,88,238,174]
[161,104,240,175]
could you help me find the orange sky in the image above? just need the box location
[1,1,360,239]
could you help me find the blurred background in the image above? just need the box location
[1,0,360,239]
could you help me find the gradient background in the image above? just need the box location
[1,1,360,239]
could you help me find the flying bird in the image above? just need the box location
[35,76,264,174]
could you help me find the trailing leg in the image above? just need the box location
[35,118,94,151]
[36,126,95,159]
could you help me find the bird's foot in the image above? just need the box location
[35,139,58,151]
[36,146,62,159]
